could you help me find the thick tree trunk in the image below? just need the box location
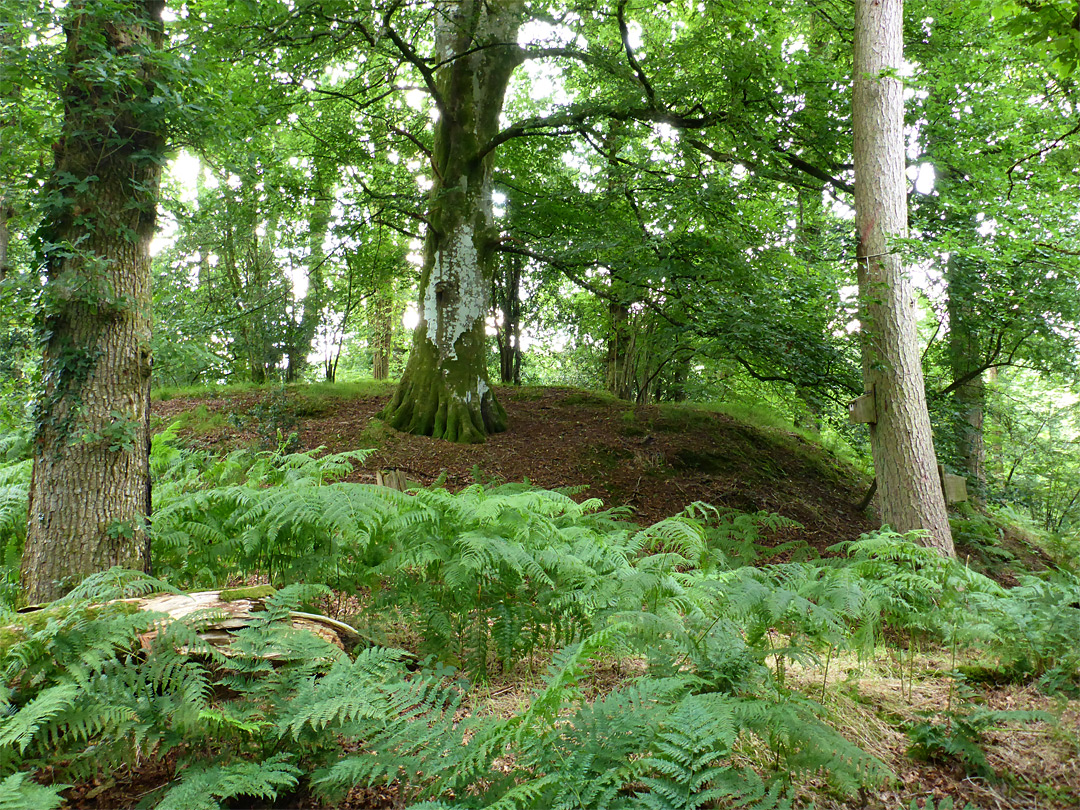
[22,0,166,602]
[381,0,521,442]
[853,0,954,555]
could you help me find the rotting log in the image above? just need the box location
[10,586,360,656]
[126,588,360,655]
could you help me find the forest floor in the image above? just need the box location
[154,384,877,555]
[138,383,1080,810]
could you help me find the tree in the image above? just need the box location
[903,1,1080,502]
[852,0,954,555]
[20,0,169,602]
[283,163,333,383]
[378,0,519,442]
[492,251,523,386]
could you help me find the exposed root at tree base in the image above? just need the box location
[380,380,507,443]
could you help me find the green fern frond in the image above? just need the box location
[0,772,67,810]
[59,567,177,602]
[0,684,80,754]
[155,752,301,810]
[636,694,754,810]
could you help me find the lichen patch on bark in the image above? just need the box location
[425,225,486,361]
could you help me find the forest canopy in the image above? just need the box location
[2,1,1080,806]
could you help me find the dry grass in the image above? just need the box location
[786,649,1080,809]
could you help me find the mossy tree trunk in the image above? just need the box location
[380,0,522,442]
[853,0,954,555]
[493,252,522,385]
[369,284,394,381]
[946,251,987,504]
[22,0,167,602]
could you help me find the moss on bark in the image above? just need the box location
[380,328,506,443]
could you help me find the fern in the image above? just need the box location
[830,529,1002,645]
[635,694,766,810]
[0,684,80,754]
[0,772,66,810]
[683,503,809,568]
[155,752,301,810]
[906,702,1053,778]
[58,566,178,602]
[2,454,964,808]
[0,458,30,608]
[967,570,1080,692]
[313,675,467,797]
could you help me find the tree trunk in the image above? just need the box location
[600,124,637,401]
[494,252,522,385]
[665,351,691,402]
[853,0,954,555]
[794,188,825,432]
[22,0,167,602]
[0,17,15,282]
[606,300,636,400]
[369,283,394,381]
[0,194,10,281]
[381,0,520,442]
[285,171,332,382]
[946,254,987,504]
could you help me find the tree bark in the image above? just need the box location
[380,0,521,442]
[22,0,167,602]
[494,252,522,385]
[945,254,987,503]
[285,169,332,383]
[853,0,954,555]
[369,283,394,381]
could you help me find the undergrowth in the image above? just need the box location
[0,430,1076,808]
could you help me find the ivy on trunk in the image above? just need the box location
[21,0,168,602]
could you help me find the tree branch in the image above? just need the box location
[380,0,448,119]
[481,103,725,160]
[1007,118,1080,199]
[617,0,656,107]
[931,326,1038,399]
[773,148,854,194]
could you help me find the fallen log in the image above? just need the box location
[124,585,361,656]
